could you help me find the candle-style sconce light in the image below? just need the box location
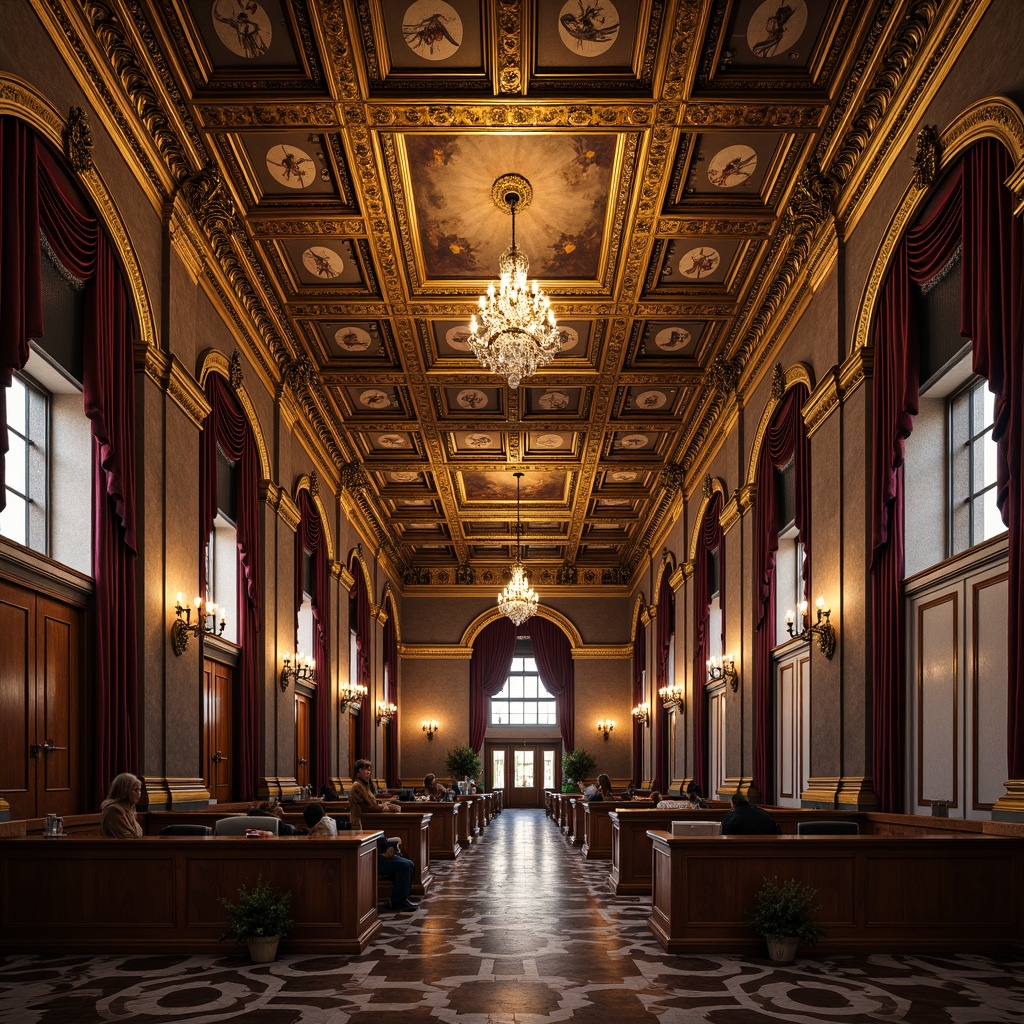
[339,682,369,712]
[631,703,650,727]
[376,701,397,726]
[658,684,685,711]
[422,719,439,740]
[707,653,740,692]
[171,593,225,656]
[280,652,315,692]
[596,719,614,740]
[786,596,837,660]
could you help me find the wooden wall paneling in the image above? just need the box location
[203,659,233,802]
[38,595,82,814]
[295,691,311,789]
[0,580,33,819]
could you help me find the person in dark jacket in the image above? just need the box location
[248,798,301,836]
[720,794,781,835]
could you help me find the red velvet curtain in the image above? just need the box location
[693,493,723,795]
[383,593,399,787]
[527,616,574,753]
[870,167,963,812]
[350,566,372,758]
[201,374,261,800]
[753,384,810,802]
[0,120,139,804]
[653,567,675,791]
[469,616,517,752]
[632,617,646,785]
[296,490,329,790]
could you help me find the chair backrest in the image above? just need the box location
[214,816,280,836]
[160,824,213,836]
[796,820,859,835]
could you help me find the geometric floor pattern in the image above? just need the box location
[2,807,1023,1023]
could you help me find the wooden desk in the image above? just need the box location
[646,830,1024,954]
[0,831,384,954]
[580,801,622,859]
[454,797,480,845]
[410,801,461,860]
[360,811,433,895]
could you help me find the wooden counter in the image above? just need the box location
[360,811,433,895]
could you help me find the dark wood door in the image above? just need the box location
[202,659,233,803]
[294,692,311,789]
[485,743,559,808]
[0,578,83,820]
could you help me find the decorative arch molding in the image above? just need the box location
[294,474,334,563]
[381,585,400,642]
[745,362,815,488]
[463,605,583,652]
[653,550,677,601]
[0,75,156,351]
[853,96,1024,355]
[687,477,727,564]
[347,546,374,612]
[629,594,649,642]
[197,349,272,480]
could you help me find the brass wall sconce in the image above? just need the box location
[171,593,225,656]
[339,682,369,712]
[786,596,837,660]
[422,719,439,740]
[658,684,685,711]
[280,652,315,692]
[376,701,397,726]
[596,719,614,739]
[631,703,650,727]
[707,653,740,692]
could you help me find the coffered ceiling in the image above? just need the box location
[66,0,969,592]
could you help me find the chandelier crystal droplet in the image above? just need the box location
[469,175,561,389]
[498,471,539,625]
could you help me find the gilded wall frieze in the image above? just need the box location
[367,104,654,129]
[197,104,338,129]
[683,104,821,129]
[259,480,301,532]
[315,0,361,102]
[135,346,210,428]
[913,124,942,188]
[656,217,773,236]
[249,218,365,237]
[496,0,522,95]
[661,0,705,103]
[62,105,93,172]
[802,368,841,438]
[180,162,239,238]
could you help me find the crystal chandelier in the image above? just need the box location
[498,471,539,626]
[469,174,561,389]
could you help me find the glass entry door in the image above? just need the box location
[485,742,558,807]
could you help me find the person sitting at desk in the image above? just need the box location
[685,781,708,809]
[349,758,419,912]
[249,798,301,835]
[100,773,144,837]
[720,794,781,835]
[586,773,615,801]
[303,801,337,837]
[422,773,450,801]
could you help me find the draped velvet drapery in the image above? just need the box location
[350,566,372,758]
[692,493,723,797]
[653,568,675,792]
[200,374,261,801]
[469,616,517,753]
[383,594,399,787]
[527,616,575,753]
[0,119,139,805]
[295,490,329,790]
[632,617,646,786]
[753,384,810,803]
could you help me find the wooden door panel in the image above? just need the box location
[203,659,233,803]
[0,584,33,820]
[38,598,82,815]
[295,693,311,788]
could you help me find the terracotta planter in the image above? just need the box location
[765,936,800,963]
[246,936,280,963]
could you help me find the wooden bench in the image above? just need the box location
[410,801,462,860]
[646,829,1024,954]
[360,811,433,896]
[0,830,384,954]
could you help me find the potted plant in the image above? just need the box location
[561,748,597,791]
[220,876,293,963]
[445,744,482,792]
[747,877,825,963]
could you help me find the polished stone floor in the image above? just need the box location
[2,807,1023,1022]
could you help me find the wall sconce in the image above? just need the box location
[707,653,740,692]
[596,719,614,739]
[631,703,650,727]
[339,682,369,712]
[171,593,225,656]
[658,684,685,711]
[376,701,397,726]
[280,652,315,692]
[422,719,439,740]
[786,596,837,660]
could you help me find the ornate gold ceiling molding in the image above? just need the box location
[135,345,210,429]
[853,96,1024,355]
[682,104,822,129]
[315,0,361,103]
[398,643,474,661]
[249,218,365,237]
[660,0,706,103]
[656,217,774,236]
[333,561,354,591]
[669,563,686,590]
[196,104,339,130]
[496,0,522,95]
[366,104,655,129]
[744,362,814,488]
[294,472,335,564]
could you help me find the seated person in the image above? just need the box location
[248,798,301,836]
[303,801,337,837]
[647,790,663,805]
[685,781,708,809]
[319,782,344,800]
[720,794,781,835]
[99,772,144,837]
[586,773,615,801]
[350,759,419,912]
[422,773,449,800]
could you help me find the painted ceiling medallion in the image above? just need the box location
[302,246,344,278]
[620,434,649,450]
[679,247,721,279]
[457,389,488,410]
[707,146,758,188]
[335,327,372,352]
[211,0,271,58]
[538,391,570,411]
[359,389,390,409]
[445,326,473,351]
[635,390,667,410]
[655,327,691,351]
[266,145,316,189]
[747,0,808,59]
[535,434,564,449]
[558,0,620,56]
[403,1,463,60]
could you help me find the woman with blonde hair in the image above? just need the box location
[99,773,144,837]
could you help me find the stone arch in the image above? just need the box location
[460,606,583,654]
[347,546,374,609]
[687,478,728,564]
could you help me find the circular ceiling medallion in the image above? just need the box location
[466,433,493,448]
[679,247,721,280]
[359,389,390,409]
[558,0,620,57]
[655,327,691,351]
[538,391,570,411]
[402,1,463,61]
[265,144,316,189]
[377,434,409,449]
[635,390,667,410]
[390,471,419,483]
[609,470,638,482]
[707,145,758,188]
[335,326,372,352]
[535,433,564,449]
[302,245,343,278]
[555,325,579,353]
[457,388,488,409]
[445,326,473,351]
[747,0,808,59]
[490,173,533,214]
[620,434,649,449]
[212,0,272,58]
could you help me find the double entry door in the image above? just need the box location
[485,741,560,808]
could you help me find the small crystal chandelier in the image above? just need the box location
[469,174,561,389]
[498,471,539,626]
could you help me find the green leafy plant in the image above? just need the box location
[444,744,482,783]
[747,877,825,945]
[219,877,293,945]
[561,747,597,787]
